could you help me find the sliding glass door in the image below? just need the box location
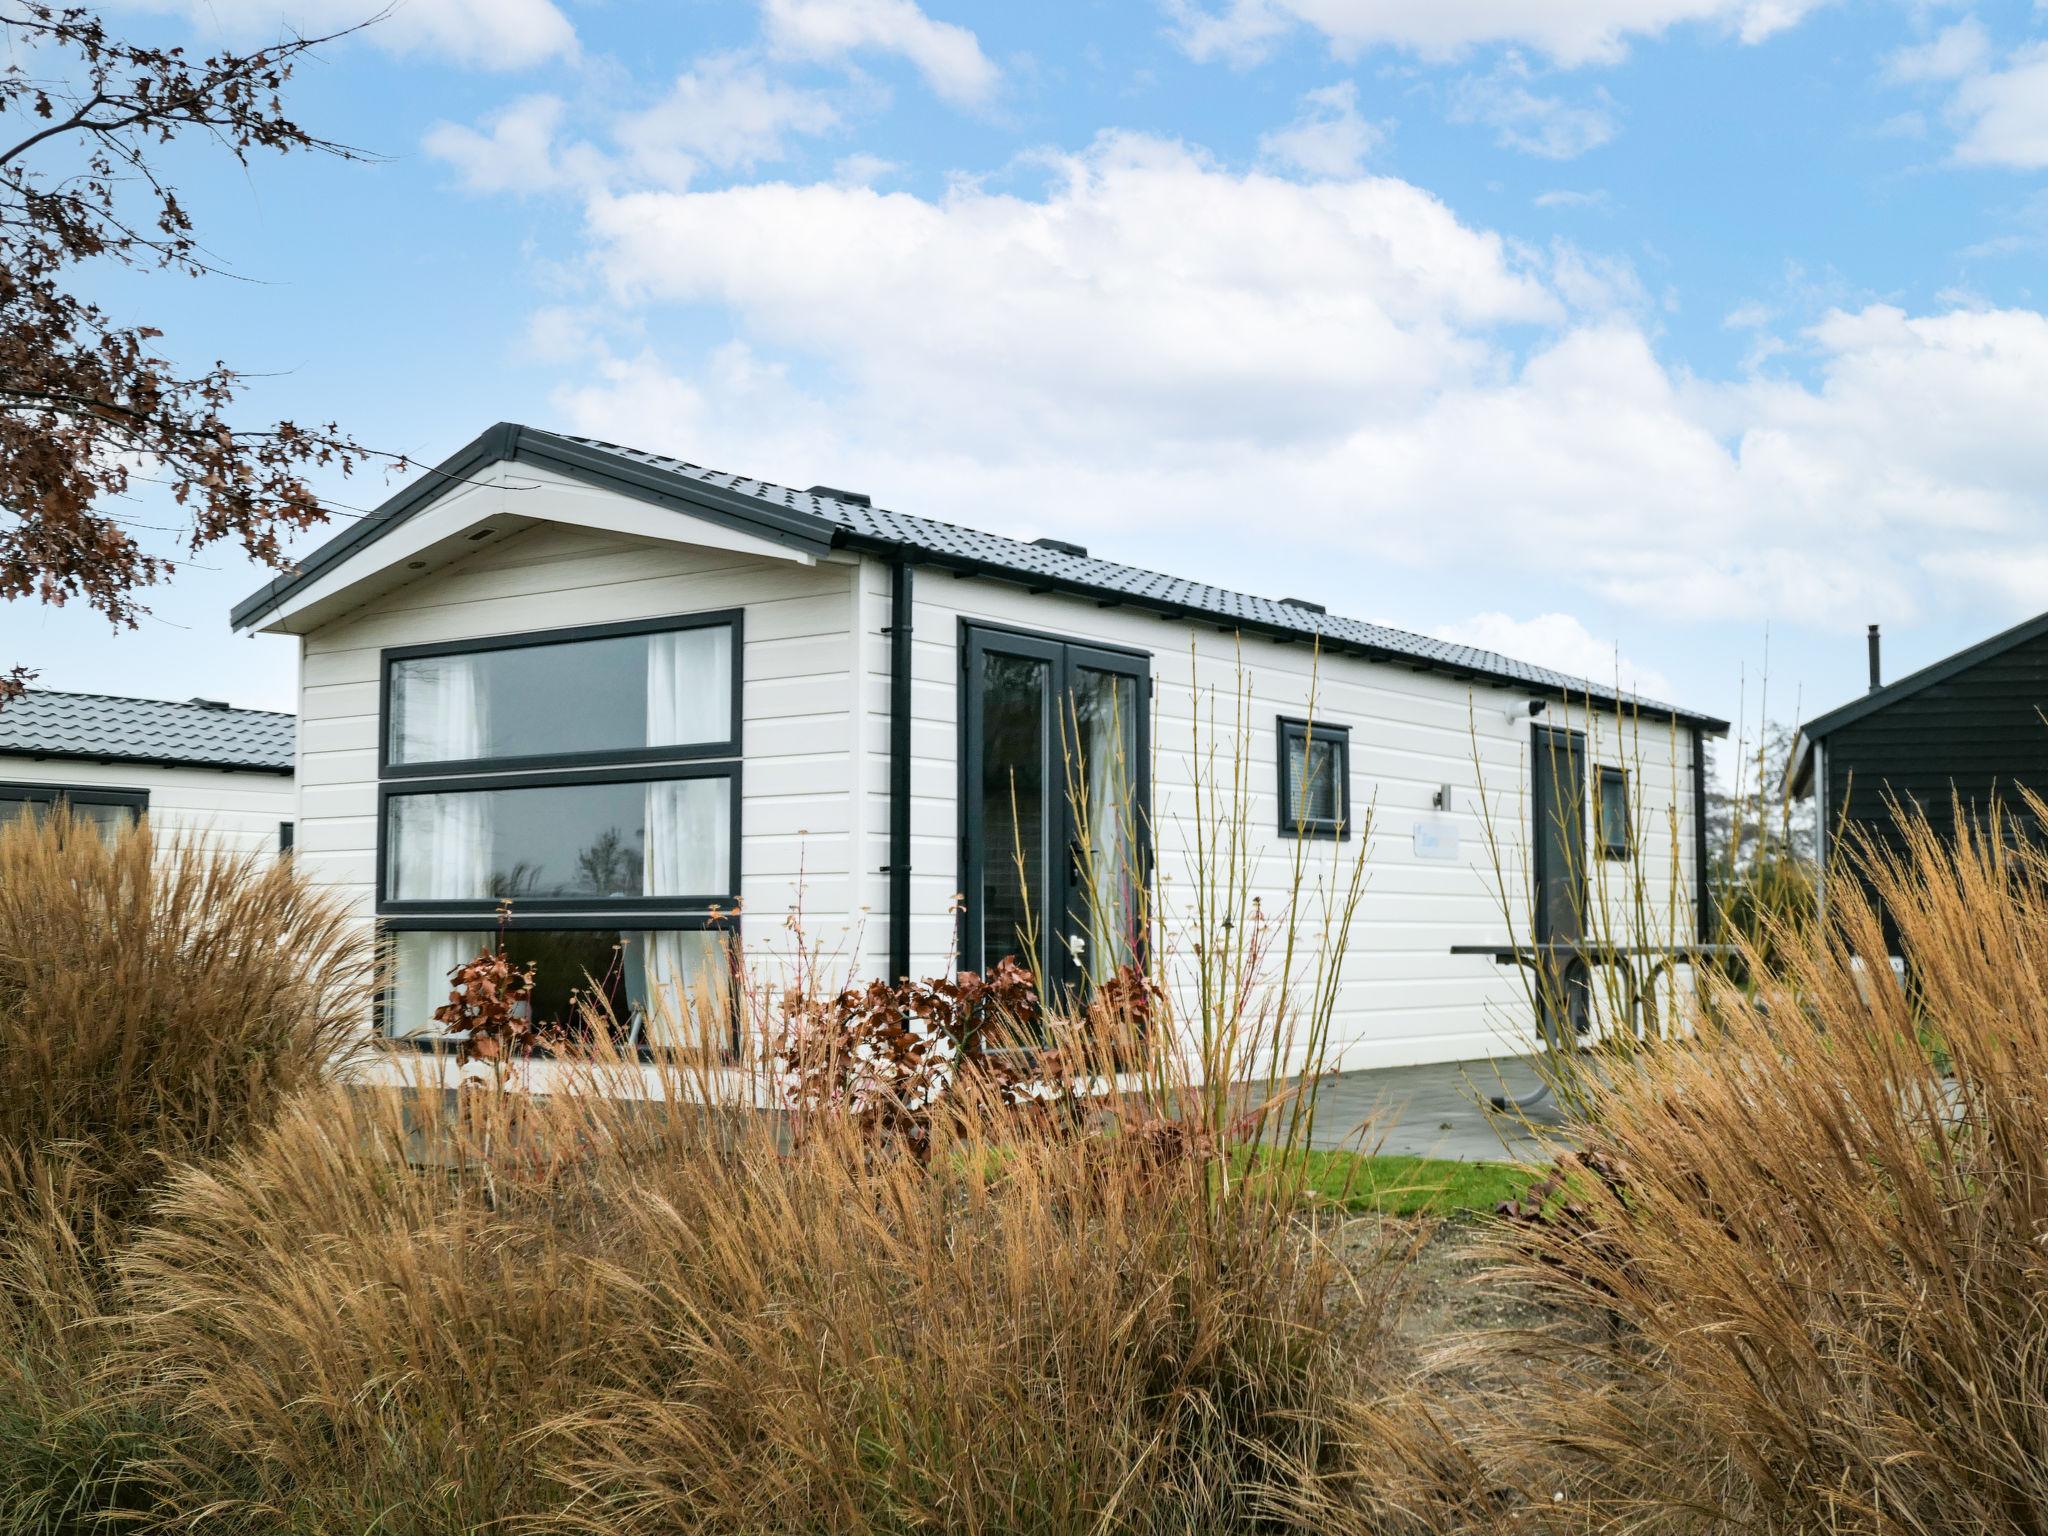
[960,624,1149,1003]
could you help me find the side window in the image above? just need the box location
[280,820,295,853]
[1597,765,1632,859]
[1277,717,1350,839]
[0,784,146,843]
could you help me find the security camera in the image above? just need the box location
[1504,698,1548,722]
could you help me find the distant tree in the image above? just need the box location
[1705,718,1818,968]
[574,827,639,897]
[0,4,393,699]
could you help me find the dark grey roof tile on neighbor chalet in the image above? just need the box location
[230,422,1727,734]
[0,691,294,774]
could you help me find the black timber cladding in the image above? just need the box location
[0,691,294,773]
[1820,625,2048,844]
[232,422,1727,734]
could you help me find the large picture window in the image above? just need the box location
[377,613,740,1050]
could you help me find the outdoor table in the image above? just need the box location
[1448,941,1741,1115]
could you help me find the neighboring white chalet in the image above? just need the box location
[0,690,295,856]
[234,423,1727,1072]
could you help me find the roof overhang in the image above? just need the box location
[233,424,837,635]
[1783,730,1816,800]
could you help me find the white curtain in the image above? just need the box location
[641,781,729,1046]
[1083,697,1134,984]
[395,652,491,763]
[630,930,726,1051]
[388,655,492,1036]
[646,628,730,747]
[643,631,732,1048]
[391,929,490,1038]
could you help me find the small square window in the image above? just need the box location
[1597,766,1631,859]
[1278,717,1350,839]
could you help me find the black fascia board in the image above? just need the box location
[232,423,840,631]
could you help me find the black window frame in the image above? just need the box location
[1596,764,1633,860]
[374,610,743,1047]
[279,820,295,852]
[1276,716,1351,840]
[378,609,743,779]
[0,782,148,824]
[957,620,1154,995]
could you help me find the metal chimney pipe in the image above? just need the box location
[1868,623,1882,692]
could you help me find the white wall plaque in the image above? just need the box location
[1412,819,1460,861]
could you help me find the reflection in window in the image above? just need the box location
[389,623,732,767]
[385,776,729,902]
[1597,766,1632,859]
[386,926,730,1049]
[1279,718,1349,838]
[978,651,1050,974]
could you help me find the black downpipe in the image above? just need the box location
[1692,727,1713,943]
[887,557,914,982]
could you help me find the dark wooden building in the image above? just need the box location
[1787,616,2048,931]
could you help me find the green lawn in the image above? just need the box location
[1237,1147,1536,1217]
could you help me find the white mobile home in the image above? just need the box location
[234,424,1726,1070]
[0,691,295,855]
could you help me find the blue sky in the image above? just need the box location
[11,0,2048,755]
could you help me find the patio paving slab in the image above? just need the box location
[1292,1055,1565,1163]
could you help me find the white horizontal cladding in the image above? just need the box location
[247,464,820,637]
[0,754,294,859]
[892,574,1701,1073]
[292,510,865,1028]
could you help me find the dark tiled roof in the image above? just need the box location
[563,434,1724,729]
[0,691,294,773]
[232,422,1726,732]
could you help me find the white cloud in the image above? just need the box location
[834,152,903,186]
[1882,24,2048,171]
[1950,41,2048,168]
[1257,82,1382,177]
[584,133,1558,450]
[760,0,999,105]
[423,95,598,194]
[1165,0,1826,68]
[1534,188,1609,209]
[615,56,843,187]
[516,133,2048,641]
[1449,57,1617,159]
[426,57,844,195]
[113,0,575,70]
[1883,17,1990,84]
[1436,612,1674,700]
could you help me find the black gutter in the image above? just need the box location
[1692,727,1713,942]
[826,528,1730,736]
[0,749,291,776]
[887,557,914,983]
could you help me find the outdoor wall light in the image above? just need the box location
[1433,783,1455,811]
[1504,699,1548,723]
